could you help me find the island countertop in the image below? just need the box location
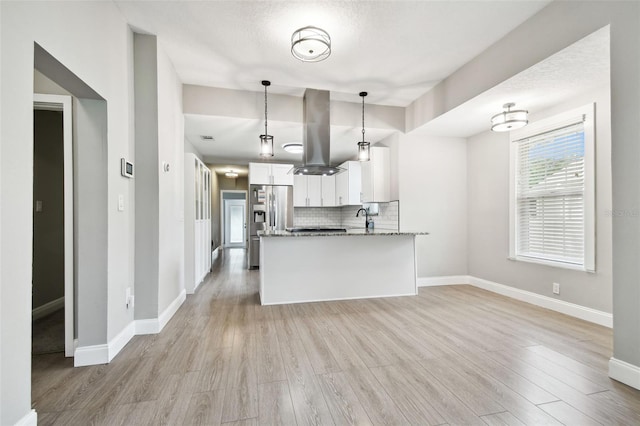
[258,228,429,237]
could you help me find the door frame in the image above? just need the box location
[220,190,247,248]
[33,93,74,357]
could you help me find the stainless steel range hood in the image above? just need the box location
[291,89,343,176]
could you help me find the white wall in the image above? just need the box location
[467,86,612,312]
[1,1,135,423]
[399,134,468,278]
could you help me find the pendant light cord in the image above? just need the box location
[264,84,268,136]
[361,92,366,143]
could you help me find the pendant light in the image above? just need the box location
[259,80,274,157]
[291,26,331,62]
[357,92,370,162]
[491,102,528,132]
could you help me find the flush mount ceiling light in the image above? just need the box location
[291,26,331,62]
[491,102,529,132]
[357,91,371,162]
[259,80,274,157]
[225,170,238,178]
[282,143,303,154]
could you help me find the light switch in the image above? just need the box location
[118,194,125,211]
[35,200,43,212]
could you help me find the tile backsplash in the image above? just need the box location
[293,201,399,230]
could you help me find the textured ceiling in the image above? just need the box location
[113,1,608,167]
[114,0,550,106]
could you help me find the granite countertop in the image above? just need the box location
[258,228,429,237]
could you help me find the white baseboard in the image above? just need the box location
[74,343,109,367]
[107,321,136,362]
[417,275,471,287]
[14,409,37,426]
[468,276,613,328]
[609,357,640,390]
[416,274,612,328]
[32,296,64,320]
[76,289,187,365]
[159,289,186,331]
[136,288,186,335]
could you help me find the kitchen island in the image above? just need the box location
[258,228,428,305]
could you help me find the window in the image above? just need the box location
[509,104,595,271]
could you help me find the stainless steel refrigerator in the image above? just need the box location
[248,185,293,269]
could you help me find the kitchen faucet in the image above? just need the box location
[356,208,372,229]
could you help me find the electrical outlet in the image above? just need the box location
[553,282,560,295]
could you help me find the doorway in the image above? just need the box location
[32,94,74,357]
[221,191,247,248]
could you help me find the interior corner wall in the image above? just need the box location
[134,33,160,320]
[74,98,108,346]
[156,42,185,314]
[1,1,135,423]
[398,134,467,278]
[467,86,613,313]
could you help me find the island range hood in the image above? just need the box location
[291,88,343,176]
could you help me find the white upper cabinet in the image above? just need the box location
[360,146,391,203]
[336,161,362,206]
[294,175,333,207]
[321,175,336,207]
[249,163,294,185]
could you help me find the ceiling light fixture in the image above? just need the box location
[259,80,274,157]
[491,102,528,132]
[225,170,238,178]
[291,26,331,62]
[282,143,303,154]
[357,92,371,162]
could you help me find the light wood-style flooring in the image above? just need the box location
[33,248,640,425]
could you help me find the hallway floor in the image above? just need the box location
[33,248,640,425]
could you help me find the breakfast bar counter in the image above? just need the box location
[258,229,428,305]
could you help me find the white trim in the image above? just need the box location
[609,357,640,390]
[107,321,135,362]
[32,297,64,320]
[75,290,187,365]
[159,289,186,331]
[14,409,38,426]
[259,291,417,306]
[468,276,612,328]
[74,343,109,367]
[417,276,471,287]
[136,288,187,335]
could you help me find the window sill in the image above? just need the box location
[507,255,595,273]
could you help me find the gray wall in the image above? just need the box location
[74,98,108,347]
[467,86,612,312]
[32,110,65,309]
[399,135,468,277]
[134,34,160,319]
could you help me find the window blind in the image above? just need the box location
[515,121,585,265]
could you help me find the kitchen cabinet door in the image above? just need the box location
[249,163,271,185]
[307,175,322,207]
[361,147,390,202]
[336,161,362,205]
[321,175,336,206]
[293,175,308,207]
[271,164,294,185]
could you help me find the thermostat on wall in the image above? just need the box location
[121,158,134,178]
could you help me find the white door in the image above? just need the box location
[224,199,246,248]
